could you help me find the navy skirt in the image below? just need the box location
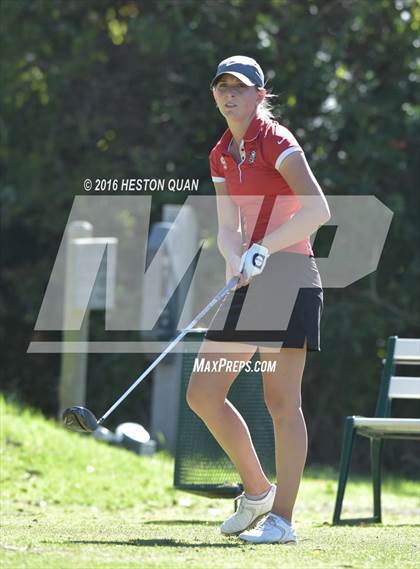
[204,251,324,351]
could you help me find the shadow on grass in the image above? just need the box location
[314,522,420,528]
[143,520,220,526]
[64,539,242,548]
[372,524,420,528]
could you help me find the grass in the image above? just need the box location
[1,395,419,569]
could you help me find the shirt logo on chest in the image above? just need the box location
[220,156,227,170]
[248,150,256,164]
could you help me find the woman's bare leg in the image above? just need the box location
[186,339,271,495]
[259,340,308,521]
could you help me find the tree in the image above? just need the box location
[1,0,418,472]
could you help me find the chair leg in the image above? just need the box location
[333,417,356,524]
[371,437,384,523]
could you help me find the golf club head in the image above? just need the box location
[62,406,99,433]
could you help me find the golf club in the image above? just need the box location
[62,275,240,433]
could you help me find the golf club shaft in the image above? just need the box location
[98,276,240,423]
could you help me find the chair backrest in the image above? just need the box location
[375,336,420,416]
[394,338,420,364]
[388,376,420,400]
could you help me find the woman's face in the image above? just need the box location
[213,74,265,122]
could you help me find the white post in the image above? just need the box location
[150,205,197,452]
[58,221,93,418]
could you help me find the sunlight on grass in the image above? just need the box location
[1,396,419,569]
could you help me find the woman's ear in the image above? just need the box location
[257,88,266,104]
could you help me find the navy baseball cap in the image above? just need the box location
[211,56,265,88]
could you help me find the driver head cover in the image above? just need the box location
[62,406,98,433]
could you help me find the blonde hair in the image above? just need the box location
[257,89,277,121]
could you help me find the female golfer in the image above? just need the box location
[186,56,330,544]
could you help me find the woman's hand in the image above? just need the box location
[226,244,269,289]
[239,243,269,282]
[226,254,248,289]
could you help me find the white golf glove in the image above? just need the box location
[239,243,269,282]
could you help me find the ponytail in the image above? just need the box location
[257,89,278,121]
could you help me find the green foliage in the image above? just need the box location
[1,0,419,470]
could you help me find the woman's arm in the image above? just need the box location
[214,181,243,264]
[214,181,248,287]
[261,151,331,254]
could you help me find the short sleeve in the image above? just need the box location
[209,148,226,183]
[262,123,303,171]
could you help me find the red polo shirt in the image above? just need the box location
[209,113,313,256]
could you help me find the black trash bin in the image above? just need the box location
[174,329,276,499]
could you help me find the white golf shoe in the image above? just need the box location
[238,512,297,544]
[220,484,276,536]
